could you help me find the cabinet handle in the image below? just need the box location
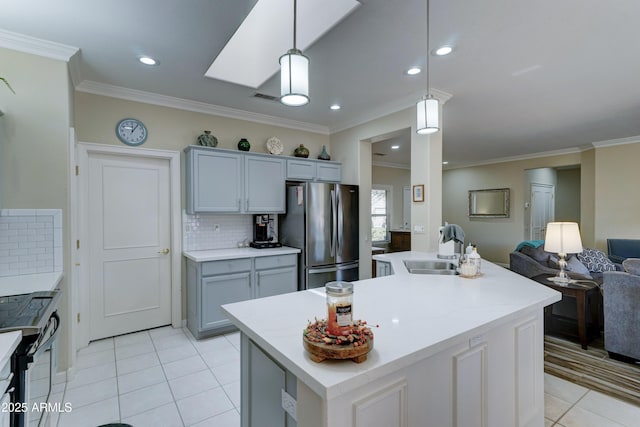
[246,199,249,211]
[238,198,241,209]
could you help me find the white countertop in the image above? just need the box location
[0,272,63,297]
[222,251,561,400]
[183,246,300,262]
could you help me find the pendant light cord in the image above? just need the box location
[293,0,298,50]
[426,0,430,96]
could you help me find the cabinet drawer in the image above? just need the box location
[255,254,297,270]
[202,258,252,276]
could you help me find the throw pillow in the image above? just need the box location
[521,245,550,264]
[622,258,640,276]
[577,248,617,273]
[566,256,593,278]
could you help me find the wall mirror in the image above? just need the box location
[468,188,510,218]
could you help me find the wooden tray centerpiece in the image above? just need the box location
[303,319,375,363]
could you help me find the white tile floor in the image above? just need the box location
[52,326,240,427]
[48,326,640,427]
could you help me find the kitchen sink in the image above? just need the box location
[403,260,458,275]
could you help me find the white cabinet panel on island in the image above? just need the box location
[222,251,561,427]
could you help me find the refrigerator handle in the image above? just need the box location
[330,189,337,257]
[336,188,342,254]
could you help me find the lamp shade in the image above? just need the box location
[416,96,439,134]
[280,49,309,106]
[544,222,583,254]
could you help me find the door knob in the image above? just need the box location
[157,248,170,255]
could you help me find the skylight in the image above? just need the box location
[205,0,360,89]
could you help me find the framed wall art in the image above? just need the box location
[413,184,424,202]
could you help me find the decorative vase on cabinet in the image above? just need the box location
[238,138,251,151]
[197,130,218,147]
[294,144,310,158]
[318,145,331,160]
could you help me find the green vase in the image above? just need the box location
[294,144,309,158]
[238,138,251,151]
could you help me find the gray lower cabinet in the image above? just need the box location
[187,254,298,339]
[242,334,297,427]
[375,260,392,277]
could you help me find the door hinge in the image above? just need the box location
[76,240,80,249]
[75,165,79,176]
[77,313,80,323]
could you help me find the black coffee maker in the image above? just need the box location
[250,214,281,248]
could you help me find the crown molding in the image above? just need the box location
[590,135,640,148]
[444,135,640,170]
[76,80,330,135]
[0,29,78,62]
[443,146,584,170]
[372,161,410,170]
[329,88,452,134]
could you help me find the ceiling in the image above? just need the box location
[2,0,640,168]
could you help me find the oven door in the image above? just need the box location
[26,312,59,427]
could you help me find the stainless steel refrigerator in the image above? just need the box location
[279,182,359,289]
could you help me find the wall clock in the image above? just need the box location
[116,118,148,146]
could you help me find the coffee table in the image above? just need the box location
[531,274,601,350]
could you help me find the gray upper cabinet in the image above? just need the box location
[185,147,242,213]
[244,155,285,213]
[185,146,285,214]
[286,158,341,183]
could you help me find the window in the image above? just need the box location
[371,186,391,243]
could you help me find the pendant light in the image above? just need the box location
[416,0,439,134]
[280,0,309,106]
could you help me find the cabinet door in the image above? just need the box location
[376,261,391,277]
[244,339,287,427]
[201,272,251,331]
[316,162,341,182]
[245,155,285,213]
[286,159,316,181]
[187,149,242,213]
[255,267,297,299]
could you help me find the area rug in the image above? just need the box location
[544,335,640,406]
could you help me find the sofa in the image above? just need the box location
[509,242,621,330]
[607,239,640,264]
[602,259,640,361]
[509,243,611,285]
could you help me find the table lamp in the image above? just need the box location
[544,222,583,285]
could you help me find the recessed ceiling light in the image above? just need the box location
[391,145,400,150]
[139,56,158,66]
[442,161,449,165]
[405,67,422,75]
[330,104,341,110]
[434,46,453,56]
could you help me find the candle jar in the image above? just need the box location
[326,281,353,336]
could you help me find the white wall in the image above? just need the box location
[331,107,443,278]
[0,47,72,370]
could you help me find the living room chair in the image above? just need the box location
[602,258,640,361]
[606,238,640,264]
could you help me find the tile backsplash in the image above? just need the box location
[183,212,253,251]
[0,209,63,277]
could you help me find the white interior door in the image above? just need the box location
[530,183,555,240]
[88,153,172,340]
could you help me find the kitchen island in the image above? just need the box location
[222,251,561,427]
